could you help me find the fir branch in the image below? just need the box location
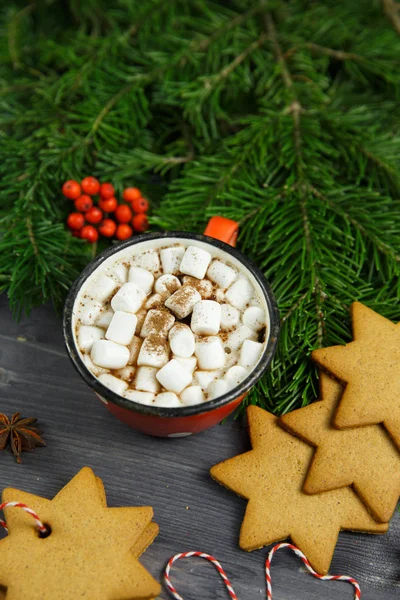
[286,43,365,63]
[7,3,35,70]
[312,185,400,265]
[26,216,39,257]
[1,0,400,415]
[203,33,267,89]
[265,13,325,349]
[189,2,264,53]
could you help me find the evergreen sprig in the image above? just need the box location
[1,0,400,413]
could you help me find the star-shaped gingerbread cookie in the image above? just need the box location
[280,372,400,523]
[211,406,387,575]
[0,467,161,600]
[312,302,400,449]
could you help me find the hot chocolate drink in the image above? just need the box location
[73,239,269,408]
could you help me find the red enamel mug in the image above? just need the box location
[63,217,279,437]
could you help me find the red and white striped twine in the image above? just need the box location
[164,551,239,600]
[265,543,361,600]
[0,501,48,535]
[164,543,361,600]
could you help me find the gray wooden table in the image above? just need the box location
[0,294,398,599]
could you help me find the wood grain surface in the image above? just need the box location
[0,294,398,599]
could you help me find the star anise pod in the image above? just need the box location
[0,413,46,463]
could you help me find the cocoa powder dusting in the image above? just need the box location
[145,334,168,356]
[182,276,215,299]
[172,286,197,308]
[147,309,173,333]
[165,279,180,294]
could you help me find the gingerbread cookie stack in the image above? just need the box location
[0,467,161,600]
[211,301,400,574]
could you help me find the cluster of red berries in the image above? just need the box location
[63,177,149,243]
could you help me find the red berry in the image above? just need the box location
[132,213,149,232]
[71,230,81,238]
[80,225,99,243]
[99,182,115,198]
[99,196,118,212]
[98,219,117,238]
[67,212,85,230]
[62,180,81,200]
[132,196,149,214]
[123,187,141,202]
[85,206,103,224]
[115,204,133,223]
[74,194,93,212]
[116,224,133,240]
[81,176,100,195]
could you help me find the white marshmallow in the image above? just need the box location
[242,306,266,331]
[193,370,219,388]
[164,286,201,319]
[153,392,181,408]
[239,339,264,369]
[225,365,248,389]
[225,277,253,310]
[135,309,147,335]
[145,293,166,310]
[195,337,225,370]
[135,366,160,393]
[98,373,128,396]
[191,300,221,335]
[174,356,197,372]
[179,245,212,279]
[105,311,137,346]
[87,274,118,302]
[82,353,107,377]
[96,309,114,329]
[140,309,175,338]
[220,304,240,331]
[80,300,103,325]
[127,336,142,365]
[78,325,104,352]
[169,324,195,358]
[156,359,192,393]
[181,386,205,406]
[154,274,181,296]
[207,379,230,400]
[182,276,213,299]
[124,390,155,405]
[114,366,136,383]
[223,350,239,370]
[111,282,146,313]
[207,260,237,289]
[137,335,169,368]
[226,325,257,351]
[128,266,154,295]
[160,245,185,274]
[131,249,161,274]
[215,289,225,303]
[91,340,129,369]
[106,264,128,284]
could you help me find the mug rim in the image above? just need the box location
[63,231,280,418]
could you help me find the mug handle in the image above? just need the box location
[203,216,239,248]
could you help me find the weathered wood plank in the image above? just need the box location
[0,295,398,598]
